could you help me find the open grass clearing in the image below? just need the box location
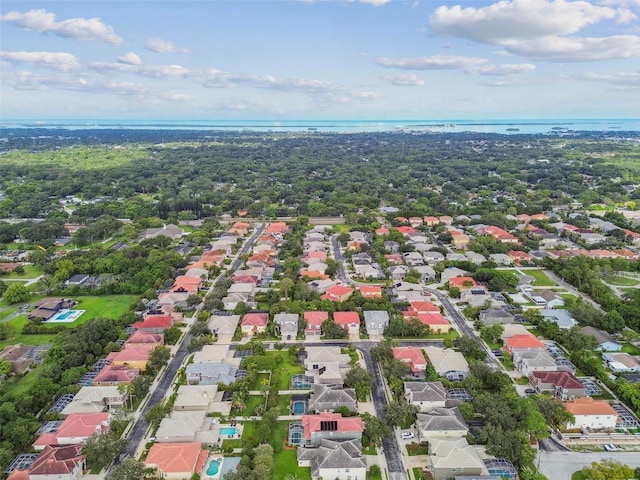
[526,269,557,287]
[0,264,44,279]
[74,295,138,321]
[606,276,640,287]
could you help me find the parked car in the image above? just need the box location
[401,432,415,440]
[603,443,622,451]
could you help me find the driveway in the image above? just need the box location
[537,451,640,480]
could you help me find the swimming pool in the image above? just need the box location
[292,401,306,415]
[206,458,221,476]
[46,309,86,323]
[219,427,237,436]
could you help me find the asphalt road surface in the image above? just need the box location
[124,225,264,458]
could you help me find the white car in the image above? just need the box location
[603,444,622,452]
[401,432,415,440]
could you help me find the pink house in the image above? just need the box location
[393,347,428,375]
[241,313,269,336]
[321,285,355,302]
[304,311,328,336]
[33,413,109,450]
[301,412,364,446]
[333,311,360,334]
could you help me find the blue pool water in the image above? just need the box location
[292,401,306,414]
[206,459,221,476]
[219,427,236,436]
[56,310,74,320]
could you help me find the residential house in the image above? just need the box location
[29,298,76,322]
[539,309,577,329]
[427,438,487,480]
[414,265,436,282]
[411,313,451,333]
[439,216,453,225]
[581,326,622,351]
[393,347,427,378]
[61,386,126,415]
[274,313,299,340]
[448,276,477,289]
[304,311,328,337]
[309,279,337,295]
[602,352,640,373]
[476,225,519,244]
[0,344,34,374]
[403,252,424,267]
[406,300,440,316]
[508,250,532,264]
[144,223,184,240]
[563,397,618,430]
[451,231,470,250]
[389,265,409,282]
[404,381,449,412]
[479,308,514,325]
[300,412,363,446]
[106,346,153,371]
[132,315,174,333]
[363,310,389,336]
[464,251,486,265]
[185,362,237,386]
[530,291,565,309]
[297,439,366,480]
[504,334,547,354]
[241,313,269,336]
[26,445,86,480]
[512,349,558,376]
[423,251,445,265]
[489,253,513,266]
[415,407,468,441]
[33,413,109,450]
[91,364,140,386]
[396,226,418,236]
[207,314,240,341]
[304,347,351,385]
[359,285,383,299]
[123,331,163,349]
[460,286,492,307]
[320,285,354,302]
[145,443,208,480]
[424,216,440,226]
[228,222,251,236]
[174,385,219,412]
[155,410,208,443]
[309,384,358,413]
[423,347,469,379]
[529,371,586,400]
[333,312,360,335]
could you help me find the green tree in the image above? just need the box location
[480,323,504,344]
[344,364,372,401]
[145,403,170,425]
[146,346,171,375]
[362,413,390,447]
[0,358,12,377]
[82,432,127,470]
[163,325,182,345]
[106,457,147,480]
[581,459,635,480]
[3,283,30,304]
[384,401,419,427]
[321,319,348,339]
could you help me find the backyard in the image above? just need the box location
[526,269,557,287]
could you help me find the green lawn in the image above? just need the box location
[527,269,556,287]
[606,276,640,286]
[622,343,640,355]
[251,372,271,390]
[571,471,587,480]
[0,264,43,279]
[241,396,267,417]
[264,351,304,390]
[1,368,41,396]
[75,295,139,321]
[0,314,57,349]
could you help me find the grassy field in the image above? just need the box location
[265,351,305,390]
[0,264,43,279]
[1,368,41,396]
[606,276,640,287]
[526,269,556,287]
[74,295,138,321]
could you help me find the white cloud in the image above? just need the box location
[0,9,123,45]
[145,37,189,54]
[0,51,80,71]
[505,35,640,61]
[382,73,426,85]
[376,54,487,70]
[90,61,190,78]
[429,0,619,43]
[428,0,640,62]
[572,71,640,87]
[118,52,142,65]
[376,54,534,75]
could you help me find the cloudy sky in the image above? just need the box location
[1,0,639,120]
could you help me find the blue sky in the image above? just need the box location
[1,0,639,120]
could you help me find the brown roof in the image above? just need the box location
[0,343,32,361]
[532,371,584,390]
[28,445,85,476]
[563,397,618,416]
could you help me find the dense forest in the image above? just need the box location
[0,128,638,221]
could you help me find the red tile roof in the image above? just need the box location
[563,397,617,416]
[333,311,360,326]
[505,334,546,351]
[409,301,440,314]
[34,413,109,449]
[375,227,390,236]
[132,315,174,330]
[359,285,382,298]
[106,346,154,363]
[145,442,208,475]
[241,313,269,327]
[91,364,140,385]
[304,311,328,327]
[124,331,164,347]
[531,371,584,390]
[393,347,427,373]
[448,277,477,288]
[28,445,85,476]
[396,226,418,235]
[409,313,449,326]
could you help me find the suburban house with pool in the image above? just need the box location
[28,298,77,322]
[301,412,364,447]
[145,442,208,480]
[297,438,367,480]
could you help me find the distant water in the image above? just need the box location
[1,118,639,134]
